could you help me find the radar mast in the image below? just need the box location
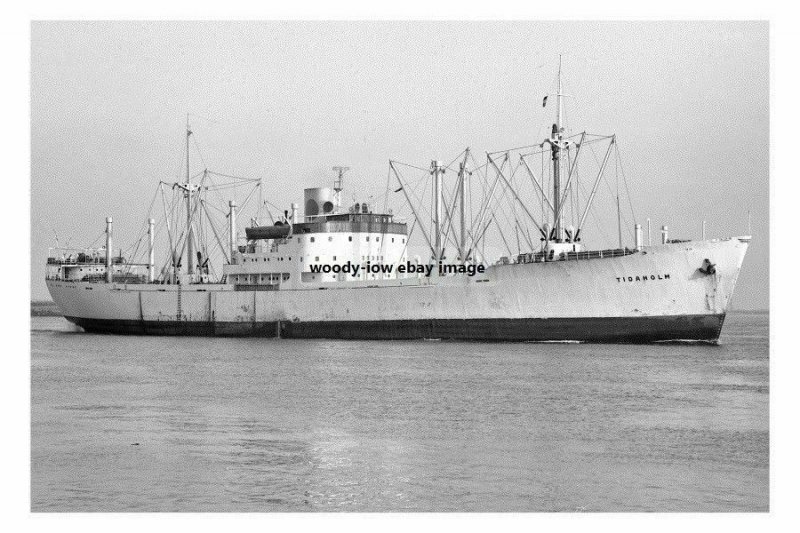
[332,166,349,211]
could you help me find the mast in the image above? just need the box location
[459,160,467,260]
[557,55,564,137]
[105,217,113,283]
[458,148,470,261]
[543,55,569,244]
[616,195,623,248]
[432,160,444,261]
[332,166,349,211]
[229,200,237,261]
[185,117,194,277]
[552,55,564,242]
[148,218,155,282]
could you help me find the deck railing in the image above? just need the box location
[516,247,637,265]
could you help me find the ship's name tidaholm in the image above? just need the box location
[616,273,671,283]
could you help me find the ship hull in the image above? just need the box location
[47,237,749,343]
[63,313,725,343]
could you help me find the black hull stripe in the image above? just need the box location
[63,314,726,343]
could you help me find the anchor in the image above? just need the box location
[699,258,716,276]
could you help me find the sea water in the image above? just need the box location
[30,312,768,511]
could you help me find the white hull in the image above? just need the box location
[46,237,749,342]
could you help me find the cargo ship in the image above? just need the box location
[44,61,750,342]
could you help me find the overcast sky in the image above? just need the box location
[31,21,768,309]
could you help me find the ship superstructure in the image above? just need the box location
[227,187,410,288]
[45,61,750,342]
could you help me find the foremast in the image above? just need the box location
[551,56,566,242]
[544,55,572,246]
[540,55,617,257]
[390,56,621,266]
